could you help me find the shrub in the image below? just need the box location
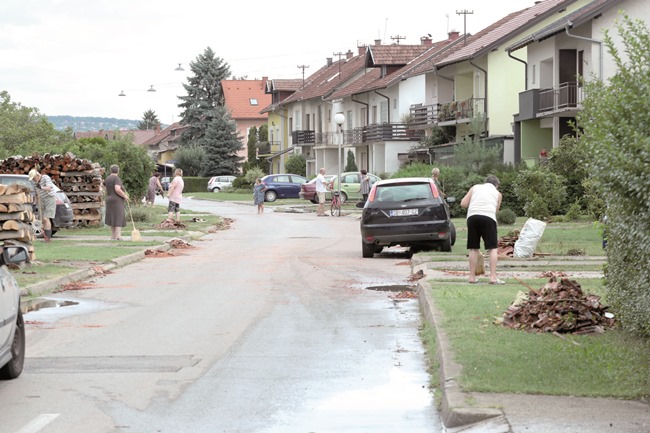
[497,208,517,225]
[181,176,211,193]
[128,205,158,223]
[285,154,306,176]
[513,169,567,220]
[564,199,582,221]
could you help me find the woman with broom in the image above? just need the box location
[104,164,129,240]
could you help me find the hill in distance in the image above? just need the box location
[48,115,140,132]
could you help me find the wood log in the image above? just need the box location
[0,193,30,204]
[2,220,32,231]
[0,204,7,212]
[0,210,33,222]
[1,184,30,195]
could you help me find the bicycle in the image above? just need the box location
[330,191,342,217]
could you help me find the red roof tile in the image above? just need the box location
[221,79,272,120]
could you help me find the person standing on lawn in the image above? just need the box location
[103,164,129,241]
[167,168,184,222]
[460,174,503,285]
[28,168,57,242]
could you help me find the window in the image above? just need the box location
[250,98,258,105]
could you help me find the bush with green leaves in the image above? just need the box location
[284,153,306,176]
[513,168,567,220]
[497,208,517,225]
[577,16,650,336]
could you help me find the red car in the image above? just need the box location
[299,175,335,204]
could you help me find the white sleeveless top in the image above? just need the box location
[467,183,499,221]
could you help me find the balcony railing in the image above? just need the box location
[292,130,315,144]
[257,141,281,156]
[538,82,583,114]
[314,124,422,146]
[409,97,485,127]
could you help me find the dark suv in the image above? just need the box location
[0,174,74,236]
[360,177,456,257]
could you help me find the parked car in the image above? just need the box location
[360,177,456,258]
[299,172,381,204]
[0,244,29,379]
[207,175,237,192]
[260,174,308,202]
[328,171,381,203]
[299,175,336,204]
[0,174,74,236]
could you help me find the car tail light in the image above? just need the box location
[55,196,64,205]
[429,181,440,199]
[367,185,377,202]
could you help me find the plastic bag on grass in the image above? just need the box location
[513,218,547,258]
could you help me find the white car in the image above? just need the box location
[0,245,29,379]
[207,175,236,192]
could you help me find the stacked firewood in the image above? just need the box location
[0,183,36,260]
[500,277,616,334]
[0,153,105,227]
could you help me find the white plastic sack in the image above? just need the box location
[513,218,547,258]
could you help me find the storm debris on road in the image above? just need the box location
[390,290,418,300]
[207,217,233,233]
[408,269,426,282]
[166,238,193,249]
[498,277,616,334]
[56,281,95,292]
[144,249,175,257]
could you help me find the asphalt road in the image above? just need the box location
[1,198,443,433]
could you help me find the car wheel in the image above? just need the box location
[450,221,456,246]
[362,242,374,258]
[0,310,25,379]
[440,237,452,252]
[51,229,58,236]
[211,187,220,193]
[340,192,348,203]
[265,190,277,202]
[31,219,43,237]
[310,197,319,204]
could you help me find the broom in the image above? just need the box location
[125,199,143,242]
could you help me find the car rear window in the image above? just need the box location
[375,183,433,202]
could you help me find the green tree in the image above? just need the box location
[245,126,264,171]
[513,169,567,220]
[543,134,589,210]
[453,115,501,172]
[285,153,306,176]
[137,109,161,130]
[178,47,231,146]
[577,16,650,336]
[174,144,206,176]
[0,91,73,158]
[344,150,358,172]
[199,106,243,176]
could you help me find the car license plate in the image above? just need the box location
[390,209,418,217]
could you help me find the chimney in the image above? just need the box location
[327,57,333,67]
[448,30,460,41]
[374,39,382,46]
[346,49,353,59]
[358,45,367,56]
[420,36,433,47]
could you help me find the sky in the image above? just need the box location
[1,0,536,126]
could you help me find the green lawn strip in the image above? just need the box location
[33,241,156,263]
[428,279,650,398]
[13,264,77,288]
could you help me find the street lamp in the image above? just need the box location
[334,112,345,216]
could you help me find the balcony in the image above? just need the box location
[292,130,315,145]
[537,82,583,116]
[409,97,485,128]
[257,141,281,157]
[363,123,423,142]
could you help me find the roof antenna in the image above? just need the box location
[297,64,309,88]
[390,35,406,45]
[456,9,474,45]
[383,18,388,42]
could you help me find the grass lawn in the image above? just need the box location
[429,278,650,399]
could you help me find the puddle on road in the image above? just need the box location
[23,299,79,313]
[23,296,121,323]
[365,284,416,292]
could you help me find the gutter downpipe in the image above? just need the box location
[565,23,603,80]
[469,60,488,133]
[352,94,371,170]
[374,90,391,123]
[507,50,528,90]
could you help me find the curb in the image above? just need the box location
[413,259,504,429]
[20,242,174,303]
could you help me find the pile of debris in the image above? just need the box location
[166,238,193,249]
[497,230,519,257]
[500,277,616,334]
[155,219,188,230]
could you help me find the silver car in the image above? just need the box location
[0,245,29,379]
[207,175,237,192]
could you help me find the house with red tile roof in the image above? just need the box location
[140,122,188,171]
[73,129,157,145]
[221,78,272,164]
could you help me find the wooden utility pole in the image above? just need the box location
[456,9,474,45]
[390,34,406,45]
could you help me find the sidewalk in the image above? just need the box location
[412,256,650,433]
